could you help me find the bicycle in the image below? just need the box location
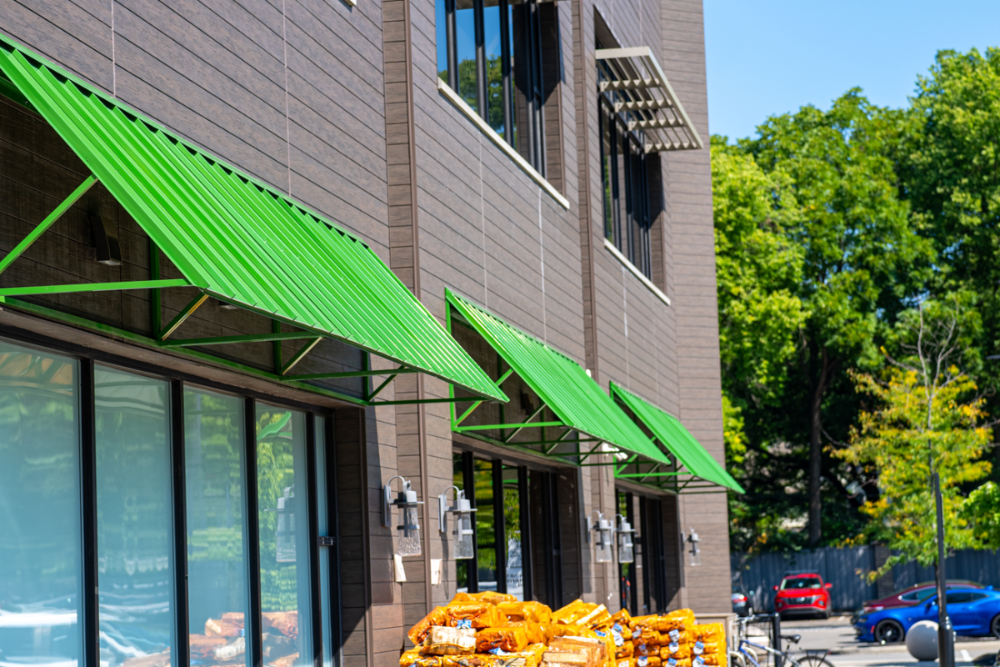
[729,617,834,667]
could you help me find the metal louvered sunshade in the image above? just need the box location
[447,289,669,466]
[0,35,506,403]
[596,46,703,153]
[611,382,743,492]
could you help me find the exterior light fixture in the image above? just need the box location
[588,510,614,563]
[382,476,424,557]
[687,527,701,566]
[615,514,635,564]
[438,486,477,560]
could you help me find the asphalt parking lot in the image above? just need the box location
[770,615,1000,667]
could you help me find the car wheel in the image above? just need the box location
[874,619,905,645]
[991,614,1000,638]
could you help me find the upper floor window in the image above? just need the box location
[436,0,548,175]
[599,72,653,279]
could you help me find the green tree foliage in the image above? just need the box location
[835,300,990,574]
[962,481,1000,549]
[903,48,1000,468]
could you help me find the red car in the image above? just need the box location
[858,580,983,615]
[774,571,833,619]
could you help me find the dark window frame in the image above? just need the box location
[439,0,548,175]
[0,331,343,667]
[453,450,562,606]
[599,66,654,279]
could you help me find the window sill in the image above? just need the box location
[603,237,671,307]
[437,78,570,210]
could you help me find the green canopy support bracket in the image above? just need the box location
[280,338,322,376]
[503,402,548,443]
[367,373,398,401]
[159,293,210,341]
[286,367,418,381]
[161,331,322,348]
[0,278,188,298]
[0,174,98,277]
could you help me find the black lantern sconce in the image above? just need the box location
[382,476,424,557]
[438,486,477,560]
[615,514,635,564]
[588,510,614,563]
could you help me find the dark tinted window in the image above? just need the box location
[945,591,973,604]
[781,577,822,590]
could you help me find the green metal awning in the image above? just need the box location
[446,289,669,467]
[0,35,506,405]
[610,382,744,493]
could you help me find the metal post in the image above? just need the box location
[934,471,955,667]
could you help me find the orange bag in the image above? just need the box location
[692,642,721,657]
[445,602,500,629]
[693,655,725,667]
[476,626,529,654]
[442,657,496,667]
[423,626,477,656]
[657,610,695,633]
[615,660,636,667]
[661,631,689,645]
[659,644,692,660]
[690,624,723,644]
[498,601,553,625]
[493,643,546,667]
[616,642,634,659]
[552,600,592,625]
[464,592,517,605]
[504,622,548,645]
[400,647,442,667]
[408,607,449,645]
[610,609,632,627]
[635,656,661,667]
[577,604,611,629]
[663,660,691,667]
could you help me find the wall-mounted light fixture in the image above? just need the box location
[382,475,424,557]
[438,486,477,560]
[615,514,635,564]
[88,214,121,266]
[588,510,614,563]
[687,527,701,566]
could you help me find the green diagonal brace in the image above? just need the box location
[0,174,98,277]
[368,373,398,400]
[454,367,515,427]
[0,278,188,297]
[287,367,418,381]
[159,293,210,341]
[161,331,322,347]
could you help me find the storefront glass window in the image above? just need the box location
[0,342,82,667]
[473,460,497,591]
[255,404,314,667]
[184,387,250,667]
[456,0,478,112]
[501,465,523,600]
[95,366,175,667]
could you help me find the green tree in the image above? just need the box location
[903,47,1000,476]
[740,91,934,545]
[836,299,990,574]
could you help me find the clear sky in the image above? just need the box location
[704,0,1000,141]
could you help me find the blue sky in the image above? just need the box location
[704,0,1000,141]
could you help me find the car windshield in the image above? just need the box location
[781,577,821,590]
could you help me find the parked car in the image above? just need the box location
[856,580,983,618]
[733,583,756,617]
[854,588,1000,644]
[773,571,832,619]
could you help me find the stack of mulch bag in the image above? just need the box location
[400,592,726,667]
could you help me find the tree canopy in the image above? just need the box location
[716,47,1000,554]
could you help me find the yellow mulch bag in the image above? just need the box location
[552,600,594,625]
[498,601,553,625]
[615,642,634,659]
[577,604,611,629]
[408,607,449,645]
[615,660,636,667]
[423,626,477,656]
[401,647,442,667]
[691,643,721,657]
[456,592,517,605]
[660,631,689,646]
[636,656,661,667]
[444,601,502,629]
[493,643,547,667]
[476,626,529,654]
[656,611,695,634]
[659,644,692,660]
[692,654,725,667]
[690,624,723,644]
[442,657,496,667]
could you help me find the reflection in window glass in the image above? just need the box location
[0,343,82,667]
[456,0,478,112]
[473,460,497,591]
[95,367,175,667]
[600,102,615,242]
[184,388,250,667]
[256,404,313,667]
[501,465,522,600]
[315,418,335,667]
[483,1,504,135]
[507,1,517,147]
[436,0,449,83]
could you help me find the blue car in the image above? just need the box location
[855,587,1000,644]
